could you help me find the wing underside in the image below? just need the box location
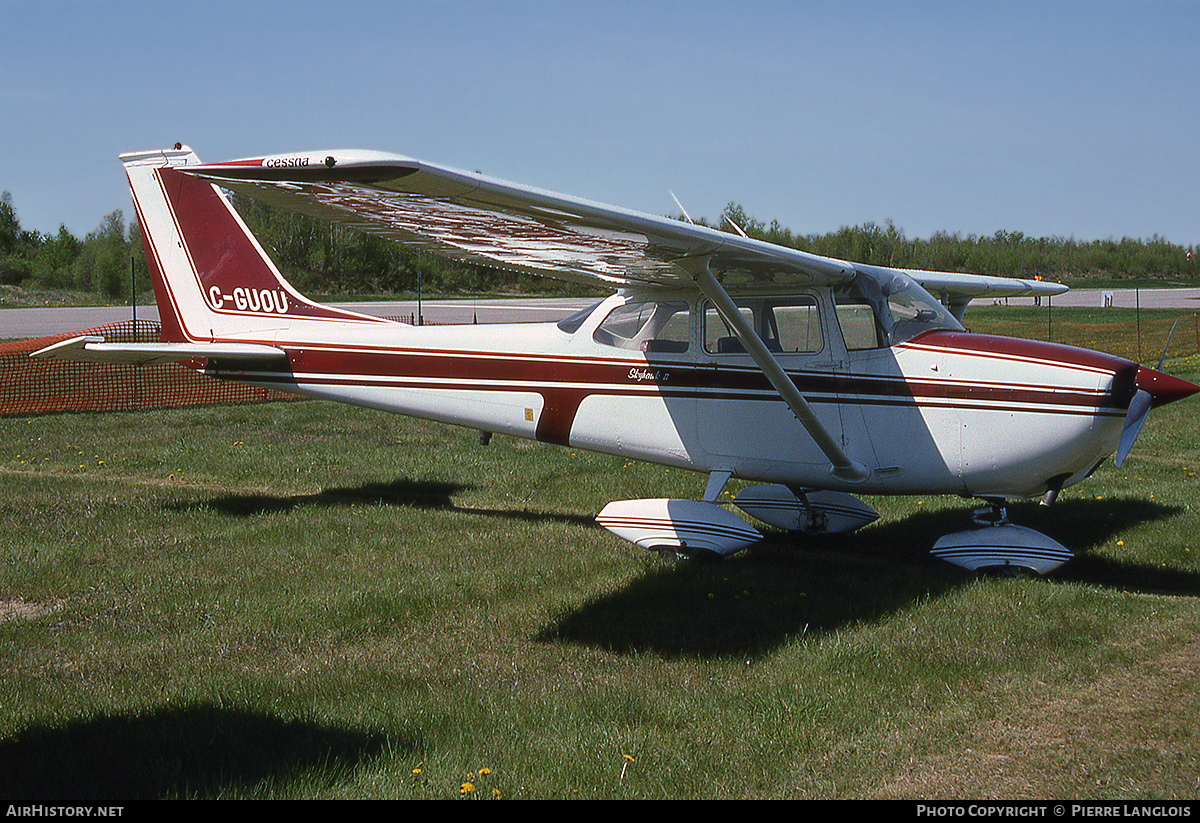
[180,149,1066,305]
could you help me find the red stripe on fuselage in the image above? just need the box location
[205,336,1131,449]
[901,330,1134,375]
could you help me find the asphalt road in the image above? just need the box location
[0,296,599,339]
[987,287,1200,310]
[4,289,1200,340]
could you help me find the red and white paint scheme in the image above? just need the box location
[34,145,1199,570]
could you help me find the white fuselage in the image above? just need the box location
[204,291,1129,501]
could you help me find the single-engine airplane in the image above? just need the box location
[34,145,1199,573]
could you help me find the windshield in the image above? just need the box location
[834,270,962,347]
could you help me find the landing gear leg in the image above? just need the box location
[971,498,1010,527]
[789,486,829,535]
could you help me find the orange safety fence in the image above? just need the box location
[0,320,297,416]
[4,313,1198,418]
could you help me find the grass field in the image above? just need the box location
[2,307,1200,799]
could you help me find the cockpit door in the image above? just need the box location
[697,293,845,473]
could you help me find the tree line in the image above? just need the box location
[720,204,1196,283]
[1,191,150,299]
[2,189,1195,303]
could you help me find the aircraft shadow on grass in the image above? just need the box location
[166,481,1200,658]
[0,703,402,800]
[538,496,1200,659]
[167,476,596,527]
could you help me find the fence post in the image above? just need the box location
[1136,289,1142,362]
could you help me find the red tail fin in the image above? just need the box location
[122,146,384,343]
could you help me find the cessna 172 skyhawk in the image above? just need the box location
[34,145,1199,573]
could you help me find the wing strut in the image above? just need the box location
[684,259,870,483]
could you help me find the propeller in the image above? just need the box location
[1115,320,1197,467]
[1115,387,1152,467]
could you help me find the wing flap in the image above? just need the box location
[31,336,288,367]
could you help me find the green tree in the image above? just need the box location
[0,191,17,256]
[75,210,129,298]
[31,225,82,288]
[0,191,39,284]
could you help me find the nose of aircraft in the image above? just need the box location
[1114,365,1197,468]
[1135,365,1200,407]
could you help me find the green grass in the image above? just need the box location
[2,321,1200,798]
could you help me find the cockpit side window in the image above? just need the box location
[766,299,823,353]
[833,286,888,351]
[592,300,690,352]
[704,296,823,354]
[705,304,755,353]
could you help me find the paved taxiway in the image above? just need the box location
[0,296,599,339]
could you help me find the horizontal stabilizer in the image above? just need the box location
[31,336,288,367]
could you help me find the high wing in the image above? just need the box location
[182,149,1066,308]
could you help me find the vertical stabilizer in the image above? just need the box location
[121,146,384,344]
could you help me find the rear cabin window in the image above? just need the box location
[592,301,690,353]
[556,300,605,334]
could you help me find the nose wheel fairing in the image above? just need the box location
[930,502,1072,575]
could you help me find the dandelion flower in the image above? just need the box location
[460,782,475,795]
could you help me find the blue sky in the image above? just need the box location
[4,0,1198,247]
